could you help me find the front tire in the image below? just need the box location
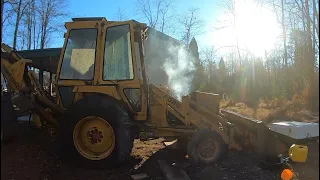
[187,129,227,166]
[60,98,134,169]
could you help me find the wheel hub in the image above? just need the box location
[87,127,104,144]
[198,139,217,161]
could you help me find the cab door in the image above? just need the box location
[55,23,101,108]
[96,22,147,120]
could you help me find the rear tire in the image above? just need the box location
[187,129,227,166]
[60,98,134,169]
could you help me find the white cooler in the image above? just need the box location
[269,121,319,140]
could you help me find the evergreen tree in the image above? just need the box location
[189,38,205,92]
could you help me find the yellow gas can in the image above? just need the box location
[289,144,308,163]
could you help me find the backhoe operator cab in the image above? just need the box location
[54,17,149,168]
[56,17,148,119]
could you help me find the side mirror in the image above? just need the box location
[139,24,148,40]
[141,28,148,40]
[143,26,148,33]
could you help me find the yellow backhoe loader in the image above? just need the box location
[1,17,290,169]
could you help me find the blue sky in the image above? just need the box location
[66,0,219,23]
[52,0,222,49]
[1,0,283,59]
[50,0,283,59]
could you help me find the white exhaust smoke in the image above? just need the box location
[143,28,196,101]
[162,43,195,101]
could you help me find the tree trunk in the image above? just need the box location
[281,0,291,98]
[305,0,317,112]
[1,0,3,22]
[299,0,307,31]
[281,0,288,67]
[21,30,26,50]
[40,19,48,49]
[26,1,32,50]
[161,19,164,33]
[32,1,36,49]
[233,13,242,66]
[36,23,40,49]
[1,0,4,43]
[40,1,50,49]
[13,0,23,49]
[312,0,317,48]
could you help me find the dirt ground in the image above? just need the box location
[1,122,319,180]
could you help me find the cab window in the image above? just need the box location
[59,29,97,80]
[103,25,134,80]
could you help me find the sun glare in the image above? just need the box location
[210,0,281,58]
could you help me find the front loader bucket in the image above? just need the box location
[221,109,289,157]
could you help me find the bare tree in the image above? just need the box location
[12,0,23,49]
[280,0,288,67]
[312,0,318,47]
[115,7,127,21]
[201,46,217,65]
[37,0,67,49]
[201,46,219,81]
[179,7,203,45]
[23,0,34,49]
[11,0,33,49]
[214,0,242,65]
[17,24,27,49]
[303,0,317,111]
[285,0,318,110]
[1,0,16,43]
[158,0,173,33]
[136,0,160,28]
[1,0,3,23]
[135,0,174,33]
[2,0,69,51]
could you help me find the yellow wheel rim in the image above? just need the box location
[73,116,115,160]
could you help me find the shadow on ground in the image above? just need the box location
[1,122,141,180]
[1,122,319,180]
[1,122,222,180]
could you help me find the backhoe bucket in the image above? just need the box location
[221,109,289,157]
[189,91,220,114]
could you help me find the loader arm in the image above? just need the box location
[149,84,289,156]
[1,43,66,127]
[149,84,231,144]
